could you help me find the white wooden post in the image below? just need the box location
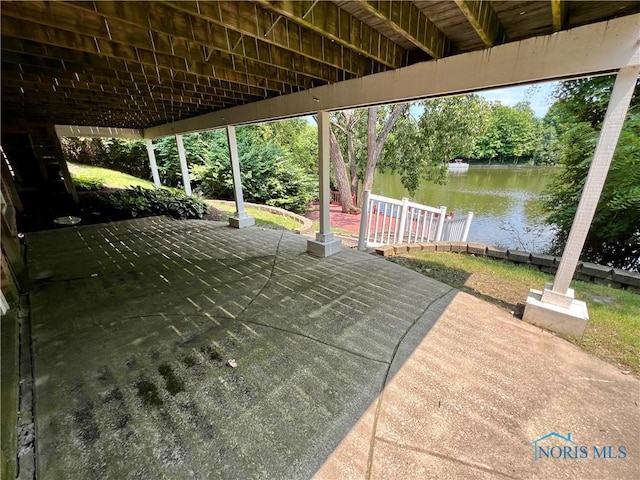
[462,212,474,242]
[307,110,341,257]
[524,63,640,338]
[145,139,162,189]
[358,190,371,251]
[226,125,255,228]
[548,65,640,300]
[435,206,447,241]
[397,197,409,243]
[175,134,192,196]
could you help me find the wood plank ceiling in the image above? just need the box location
[1,1,638,131]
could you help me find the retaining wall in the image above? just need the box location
[374,241,640,293]
[206,200,314,236]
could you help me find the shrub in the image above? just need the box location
[102,187,210,220]
[73,175,104,191]
[192,136,317,214]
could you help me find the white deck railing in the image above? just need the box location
[357,191,473,250]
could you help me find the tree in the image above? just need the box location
[543,76,640,270]
[190,124,317,213]
[362,104,406,196]
[472,101,540,163]
[380,95,490,194]
[328,105,404,211]
[328,111,359,213]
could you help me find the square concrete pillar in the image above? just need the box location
[307,233,342,258]
[229,212,255,229]
[523,283,589,337]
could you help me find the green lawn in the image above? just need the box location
[392,251,640,376]
[69,162,156,189]
[69,163,308,231]
[207,201,304,231]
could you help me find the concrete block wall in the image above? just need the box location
[374,241,640,292]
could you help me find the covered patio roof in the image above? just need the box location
[1,1,638,133]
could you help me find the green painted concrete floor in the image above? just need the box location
[26,217,455,479]
[24,217,640,479]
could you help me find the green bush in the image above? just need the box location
[190,129,317,214]
[102,187,210,220]
[73,175,104,191]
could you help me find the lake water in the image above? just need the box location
[373,167,558,252]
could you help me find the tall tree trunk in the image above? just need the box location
[345,113,359,200]
[362,107,379,196]
[329,128,357,213]
[361,104,406,204]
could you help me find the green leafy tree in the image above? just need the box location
[380,95,490,194]
[472,101,541,163]
[190,124,317,213]
[543,76,640,270]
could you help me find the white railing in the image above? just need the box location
[358,191,473,250]
[442,213,474,244]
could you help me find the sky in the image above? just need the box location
[477,81,558,118]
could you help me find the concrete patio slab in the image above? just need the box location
[25,217,454,479]
[23,217,639,479]
[315,293,639,480]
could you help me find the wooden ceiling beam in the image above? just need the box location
[1,60,258,105]
[551,0,568,32]
[454,0,502,47]
[0,14,301,94]
[144,13,640,138]
[1,42,269,101]
[253,0,405,69]
[357,0,449,59]
[2,98,219,122]
[150,1,378,77]
[2,78,232,110]
[62,0,350,83]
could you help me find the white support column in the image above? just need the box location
[358,190,371,251]
[434,206,447,241]
[175,134,192,196]
[307,111,342,257]
[145,139,162,189]
[397,198,409,244]
[523,64,640,337]
[226,125,255,228]
[461,212,474,242]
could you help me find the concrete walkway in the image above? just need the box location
[25,217,638,479]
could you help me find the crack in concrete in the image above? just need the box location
[374,436,520,480]
[365,287,456,480]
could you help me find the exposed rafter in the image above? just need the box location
[454,0,501,47]
[0,4,313,93]
[156,1,383,77]
[64,0,362,82]
[1,39,271,101]
[143,14,640,138]
[254,0,406,68]
[356,0,449,59]
[1,0,636,129]
[551,0,568,32]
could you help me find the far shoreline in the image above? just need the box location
[467,164,560,169]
